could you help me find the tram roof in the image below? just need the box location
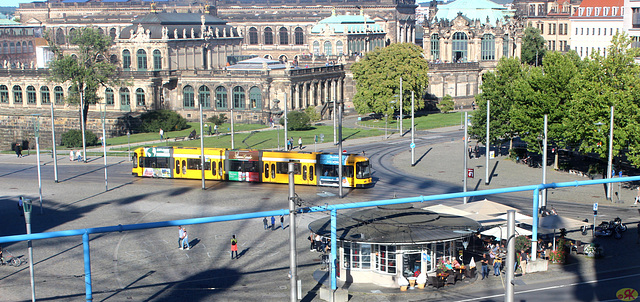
[308,203,480,244]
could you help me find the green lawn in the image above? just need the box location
[357,111,463,130]
[110,125,384,150]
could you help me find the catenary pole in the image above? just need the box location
[505,210,515,302]
[399,77,403,135]
[607,106,614,201]
[50,103,59,183]
[411,91,415,166]
[463,112,468,204]
[541,115,548,209]
[485,100,490,185]
[288,163,298,302]
[200,97,205,190]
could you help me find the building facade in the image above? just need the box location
[513,0,581,52]
[570,0,624,59]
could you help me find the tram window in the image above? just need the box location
[303,165,307,180]
[175,160,180,174]
[309,166,314,181]
[343,166,354,178]
[219,161,223,176]
[139,156,145,168]
[143,157,170,169]
[276,162,301,174]
[322,166,338,177]
[356,161,371,179]
[264,163,269,178]
[212,160,217,176]
[187,158,201,170]
[132,153,138,168]
[245,161,259,172]
[204,161,211,171]
[182,160,186,174]
[229,161,243,172]
[271,164,275,178]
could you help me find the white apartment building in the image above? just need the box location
[570,0,624,59]
[623,0,640,49]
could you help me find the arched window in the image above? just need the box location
[16,42,22,53]
[109,28,117,41]
[28,41,34,53]
[105,88,114,105]
[295,27,304,45]
[27,86,36,104]
[183,86,195,108]
[110,55,118,65]
[249,27,258,45]
[313,41,320,55]
[2,42,6,54]
[120,88,130,106]
[55,28,65,45]
[136,88,145,106]
[264,27,273,45]
[232,86,245,109]
[13,85,23,104]
[249,86,261,110]
[503,35,510,57]
[199,85,211,108]
[122,50,131,70]
[336,41,344,55]
[137,49,147,71]
[481,34,495,61]
[451,32,468,62]
[0,85,8,103]
[54,86,64,104]
[10,42,15,54]
[40,86,50,104]
[279,27,288,45]
[430,34,440,60]
[68,28,77,43]
[215,86,228,109]
[153,49,162,70]
[98,28,105,36]
[324,41,332,56]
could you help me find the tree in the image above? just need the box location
[280,111,311,130]
[521,27,546,66]
[140,110,188,133]
[305,106,321,122]
[47,27,120,159]
[208,113,228,126]
[437,94,454,113]
[351,43,430,118]
[565,33,640,166]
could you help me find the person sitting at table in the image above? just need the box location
[452,258,461,269]
[444,259,453,270]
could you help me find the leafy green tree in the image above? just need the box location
[305,106,321,122]
[47,27,120,124]
[521,27,546,66]
[61,129,98,147]
[280,111,311,130]
[207,113,228,126]
[437,94,454,113]
[351,43,430,117]
[566,33,640,166]
[140,110,188,133]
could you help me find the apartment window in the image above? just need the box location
[105,88,114,105]
[586,28,589,35]
[136,88,145,106]
[633,8,640,28]
[27,86,36,104]
[604,7,610,16]
[481,34,495,61]
[538,4,545,16]
[553,24,556,35]
[587,7,592,16]
[581,28,583,35]
[153,49,162,70]
[633,36,640,48]
[430,34,440,60]
[294,27,304,45]
[264,27,273,45]
[613,7,618,15]
[529,4,535,16]
[54,86,64,104]
[183,85,194,108]
[552,40,556,51]
[595,7,601,16]
[122,50,131,70]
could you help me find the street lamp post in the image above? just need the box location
[22,198,36,302]
[463,112,468,204]
[32,114,43,214]
[231,108,235,149]
[284,93,288,148]
[50,103,59,183]
[80,88,87,163]
[607,106,614,201]
[485,100,490,185]
[273,99,281,150]
[399,77,403,135]
[101,103,108,191]
[199,97,205,190]
[411,91,415,166]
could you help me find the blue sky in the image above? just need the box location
[3,0,34,8]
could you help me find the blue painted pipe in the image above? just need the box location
[83,231,92,302]
[330,209,337,291]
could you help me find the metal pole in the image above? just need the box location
[399,77,403,135]
[101,105,108,191]
[330,209,337,291]
[277,125,280,151]
[607,106,614,201]
[288,162,298,302]
[485,100,490,185]
[200,98,205,190]
[463,112,468,204]
[80,88,87,163]
[83,231,93,302]
[531,188,539,261]
[411,91,415,166]
[284,93,288,148]
[23,198,35,302]
[338,103,343,198]
[333,88,337,144]
[231,108,235,149]
[36,136,43,214]
[385,115,388,139]
[50,103,58,183]
[505,210,515,302]
[541,115,548,209]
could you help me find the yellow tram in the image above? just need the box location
[132,146,373,188]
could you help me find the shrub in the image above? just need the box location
[305,106,321,122]
[207,113,228,126]
[515,235,531,252]
[139,110,188,133]
[61,129,98,147]
[279,111,311,131]
[437,94,455,113]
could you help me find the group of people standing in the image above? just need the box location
[69,150,83,162]
[286,137,303,151]
[480,242,527,280]
[308,232,330,253]
[262,215,286,231]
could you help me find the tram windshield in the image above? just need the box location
[356,161,371,179]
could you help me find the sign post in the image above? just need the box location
[593,202,598,238]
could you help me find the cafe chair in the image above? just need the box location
[446,274,456,285]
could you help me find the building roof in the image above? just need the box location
[0,19,20,25]
[308,204,481,244]
[119,13,237,39]
[225,57,289,70]
[434,0,514,26]
[571,0,623,18]
[311,12,385,34]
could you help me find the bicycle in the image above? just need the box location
[1,249,26,267]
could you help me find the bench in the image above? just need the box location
[174,136,186,141]
[188,135,200,140]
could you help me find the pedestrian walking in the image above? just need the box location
[178,226,184,249]
[204,124,208,135]
[179,226,190,250]
[209,124,212,135]
[69,150,74,161]
[298,137,302,150]
[17,196,24,216]
[493,256,502,276]
[308,232,315,251]
[214,124,218,135]
[280,215,285,230]
[231,235,238,259]
[271,216,276,230]
[75,150,83,162]
[159,128,164,140]
[481,253,489,279]
[635,187,640,205]
[14,143,22,158]
[263,217,268,230]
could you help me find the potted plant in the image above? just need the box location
[583,243,603,258]
[550,238,568,264]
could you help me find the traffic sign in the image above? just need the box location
[410,142,415,149]
[467,168,474,178]
[593,203,598,211]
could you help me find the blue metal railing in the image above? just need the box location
[2,176,639,301]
